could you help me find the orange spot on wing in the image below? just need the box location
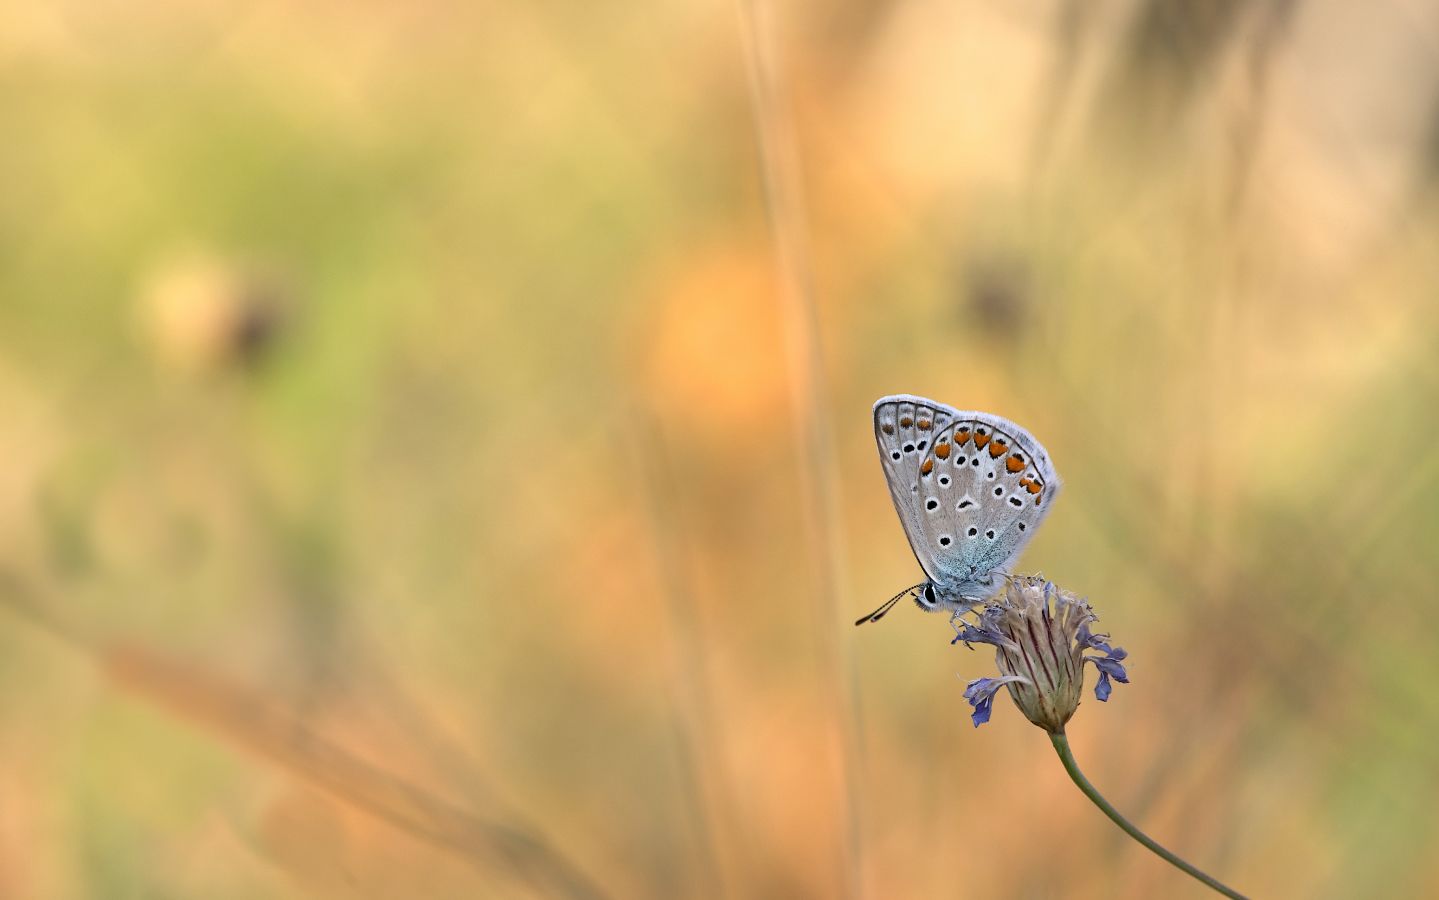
[917,418,932,430]
[899,416,913,427]
[920,458,934,475]
[988,439,1008,458]
[954,428,971,446]
[933,442,951,459]
[973,433,990,450]
[1006,456,1025,473]
[881,423,894,435]
[1025,480,1042,494]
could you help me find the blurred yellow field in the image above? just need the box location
[1,1,1437,897]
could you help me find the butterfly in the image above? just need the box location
[857,394,1061,625]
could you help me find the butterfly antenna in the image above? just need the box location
[854,584,923,627]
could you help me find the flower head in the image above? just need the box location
[952,576,1128,733]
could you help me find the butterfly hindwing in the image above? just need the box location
[913,412,1059,584]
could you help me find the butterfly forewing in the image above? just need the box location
[873,396,960,582]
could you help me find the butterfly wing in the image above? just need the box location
[873,395,962,583]
[908,410,1061,586]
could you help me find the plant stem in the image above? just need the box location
[1049,732,1247,899]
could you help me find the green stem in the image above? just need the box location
[1049,732,1248,900]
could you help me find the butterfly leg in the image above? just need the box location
[947,604,982,633]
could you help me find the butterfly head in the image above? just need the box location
[922,579,991,616]
[915,582,942,612]
[855,578,992,626]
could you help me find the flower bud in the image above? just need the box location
[953,576,1128,733]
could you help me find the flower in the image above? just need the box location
[952,576,1128,733]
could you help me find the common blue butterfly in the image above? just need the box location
[857,394,1061,625]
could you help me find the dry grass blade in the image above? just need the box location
[0,577,609,900]
[734,0,864,895]
[99,645,611,900]
[626,405,734,895]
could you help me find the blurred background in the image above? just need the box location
[1,0,1437,897]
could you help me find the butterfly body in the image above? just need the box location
[869,394,1060,620]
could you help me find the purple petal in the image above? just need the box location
[1084,650,1129,702]
[970,694,996,726]
[1077,625,1114,655]
[951,622,1007,648]
[1090,655,1129,683]
[952,607,1010,649]
[962,677,1018,728]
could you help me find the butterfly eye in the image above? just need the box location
[923,584,937,605]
